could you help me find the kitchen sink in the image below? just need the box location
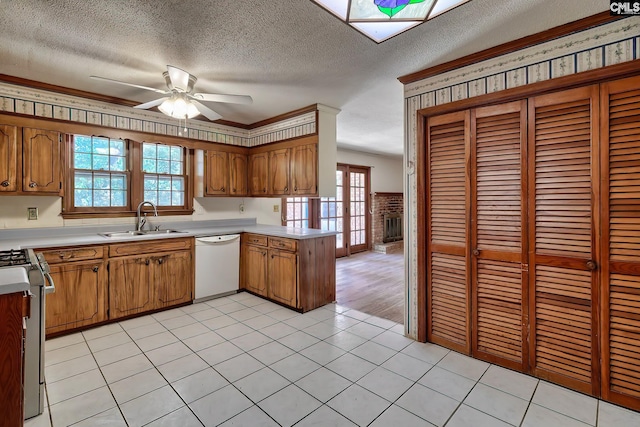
[99,229,186,238]
[140,229,187,235]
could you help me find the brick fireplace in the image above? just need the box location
[371,192,404,254]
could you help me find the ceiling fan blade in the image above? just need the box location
[192,93,253,105]
[90,75,167,94]
[166,65,192,92]
[133,97,167,110]
[191,100,222,121]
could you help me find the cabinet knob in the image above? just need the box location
[472,249,480,256]
[145,259,150,265]
[263,188,266,193]
[586,260,597,271]
[29,182,37,188]
[158,257,164,264]
[284,186,288,192]
[0,180,9,187]
[294,186,297,192]
[221,187,225,192]
[92,266,99,273]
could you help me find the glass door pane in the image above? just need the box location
[349,170,368,252]
[320,170,345,255]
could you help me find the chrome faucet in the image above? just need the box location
[136,201,158,232]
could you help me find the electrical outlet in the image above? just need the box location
[239,203,245,213]
[273,204,279,213]
[27,207,38,220]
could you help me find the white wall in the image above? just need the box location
[337,148,403,193]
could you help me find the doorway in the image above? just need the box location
[282,164,371,258]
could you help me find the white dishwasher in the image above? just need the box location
[195,234,240,301]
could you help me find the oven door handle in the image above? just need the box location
[43,272,55,294]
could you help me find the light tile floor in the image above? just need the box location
[26,292,640,427]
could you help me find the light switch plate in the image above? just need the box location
[27,207,38,220]
[273,204,279,213]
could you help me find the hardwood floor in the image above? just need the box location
[335,250,405,324]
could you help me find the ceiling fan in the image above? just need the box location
[90,65,253,121]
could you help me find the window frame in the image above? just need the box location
[63,135,194,218]
[138,141,190,212]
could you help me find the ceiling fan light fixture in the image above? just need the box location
[158,93,200,119]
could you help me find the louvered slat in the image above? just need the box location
[476,111,522,251]
[476,260,522,361]
[535,266,592,383]
[430,121,466,246]
[431,253,467,345]
[535,99,592,258]
[609,91,640,262]
[609,274,640,397]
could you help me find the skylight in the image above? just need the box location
[312,0,471,43]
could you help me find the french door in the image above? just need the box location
[321,164,370,257]
[283,164,370,258]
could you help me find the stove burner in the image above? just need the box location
[0,249,29,267]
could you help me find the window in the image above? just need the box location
[71,135,128,208]
[141,143,185,207]
[64,134,192,217]
[284,197,310,228]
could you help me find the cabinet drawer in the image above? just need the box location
[269,237,297,252]
[244,233,268,247]
[109,237,193,257]
[39,246,104,264]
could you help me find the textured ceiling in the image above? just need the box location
[0,0,606,155]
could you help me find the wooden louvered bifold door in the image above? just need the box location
[471,101,528,371]
[601,75,640,411]
[426,110,470,354]
[528,86,600,395]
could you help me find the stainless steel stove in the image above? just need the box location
[0,248,55,419]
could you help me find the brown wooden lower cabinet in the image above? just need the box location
[0,291,29,427]
[39,238,194,333]
[39,245,108,336]
[421,74,640,411]
[241,233,336,311]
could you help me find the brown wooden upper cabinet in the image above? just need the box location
[22,127,62,194]
[249,152,269,196]
[205,150,229,196]
[0,125,61,195]
[291,143,317,195]
[269,148,291,195]
[0,124,18,192]
[229,152,248,196]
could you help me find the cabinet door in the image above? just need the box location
[229,152,248,196]
[249,152,269,195]
[268,249,297,307]
[154,251,193,308]
[601,76,640,410]
[292,143,317,195]
[0,124,18,192]
[269,148,290,195]
[22,127,61,193]
[45,261,108,335]
[206,150,229,195]
[0,292,25,426]
[242,244,267,296]
[108,256,154,319]
[471,101,527,372]
[426,110,471,354]
[528,86,599,395]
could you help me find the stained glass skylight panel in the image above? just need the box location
[312,0,471,43]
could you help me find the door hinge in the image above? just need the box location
[59,134,63,143]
